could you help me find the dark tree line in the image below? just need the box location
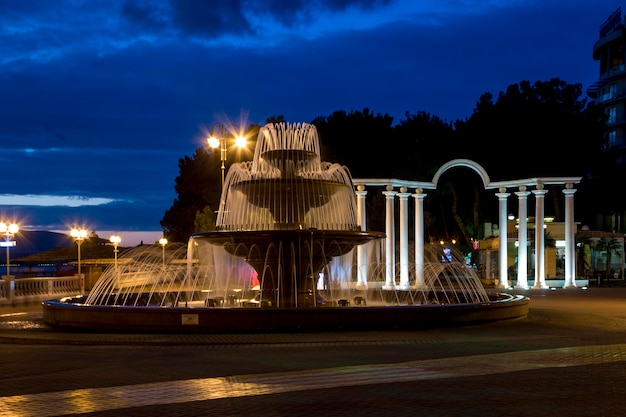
[161,78,616,251]
[313,79,606,181]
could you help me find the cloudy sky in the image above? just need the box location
[0,0,621,245]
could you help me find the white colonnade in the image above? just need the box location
[353,159,582,290]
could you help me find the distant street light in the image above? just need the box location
[159,237,168,267]
[0,222,19,277]
[207,123,248,190]
[70,227,88,277]
[109,235,121,272]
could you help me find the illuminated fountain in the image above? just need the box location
[42,122,528,332]
[192,122,385,308]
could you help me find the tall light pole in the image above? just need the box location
[0,222,19,277]
[159,237,167,267]
[70,227,88,277]
[109,235,121,272]
[207,123,247,191]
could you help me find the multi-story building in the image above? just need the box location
[587,7,626,283]
[588,7,626,164]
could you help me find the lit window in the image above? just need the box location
[608,106,617,124]
[609,130,617,146]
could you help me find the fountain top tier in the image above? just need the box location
[216,122,361,232]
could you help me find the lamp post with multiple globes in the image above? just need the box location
[206,123,248,191]
[70,227,87,294]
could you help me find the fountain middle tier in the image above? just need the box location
[228,178,351,229]
[192,229,386,308]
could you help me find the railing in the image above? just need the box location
[602,64,626,79]
[0,276,83,306]
[607,114,626,127]
[597,89,626,103]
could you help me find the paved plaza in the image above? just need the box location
[1,287,626,416]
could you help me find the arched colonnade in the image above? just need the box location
[353,159,582,289]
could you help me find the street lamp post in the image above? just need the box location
[109,235,121,272]
[207,124,247,191]
[0,222,19,277]
[159,237,167,267]
[71,227,87,293]
[207,131,227,189]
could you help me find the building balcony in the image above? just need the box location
[588,84,626,103]
[603,64,626,79]
[607,115,626,128]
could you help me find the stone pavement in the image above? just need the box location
[1,287,626,416]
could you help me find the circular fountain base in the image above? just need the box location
[41,293,529,333]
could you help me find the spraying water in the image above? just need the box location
[85,122,489,309]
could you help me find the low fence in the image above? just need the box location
[0,275,83,307]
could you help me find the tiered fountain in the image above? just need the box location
[193,122,384,308]
[42,122,529,332]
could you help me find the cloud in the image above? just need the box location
[121,1,173,34]
[168,0,251,37]
[0,194,117,207]
[123,0,396,40]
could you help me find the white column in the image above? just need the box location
[413,188,427,288]
[382,186,397,289]
[398,187,411,289]
[496,188,511,288]
[533,183,549,289]
[515,186,531,289]
[356,184,368,290]
[563,183,577,288]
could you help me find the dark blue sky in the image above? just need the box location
[0,0,620,245]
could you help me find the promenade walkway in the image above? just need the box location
[1,287,625,416]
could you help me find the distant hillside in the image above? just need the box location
[10,231,73,258]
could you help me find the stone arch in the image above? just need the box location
[431,159,491,189]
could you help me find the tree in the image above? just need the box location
[194,206,217,233]
[312,108,395,178]
[455,78,607,181]
[160,147,219,243]
[393,111,456,180]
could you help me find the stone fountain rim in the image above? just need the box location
[41,293,530,333]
